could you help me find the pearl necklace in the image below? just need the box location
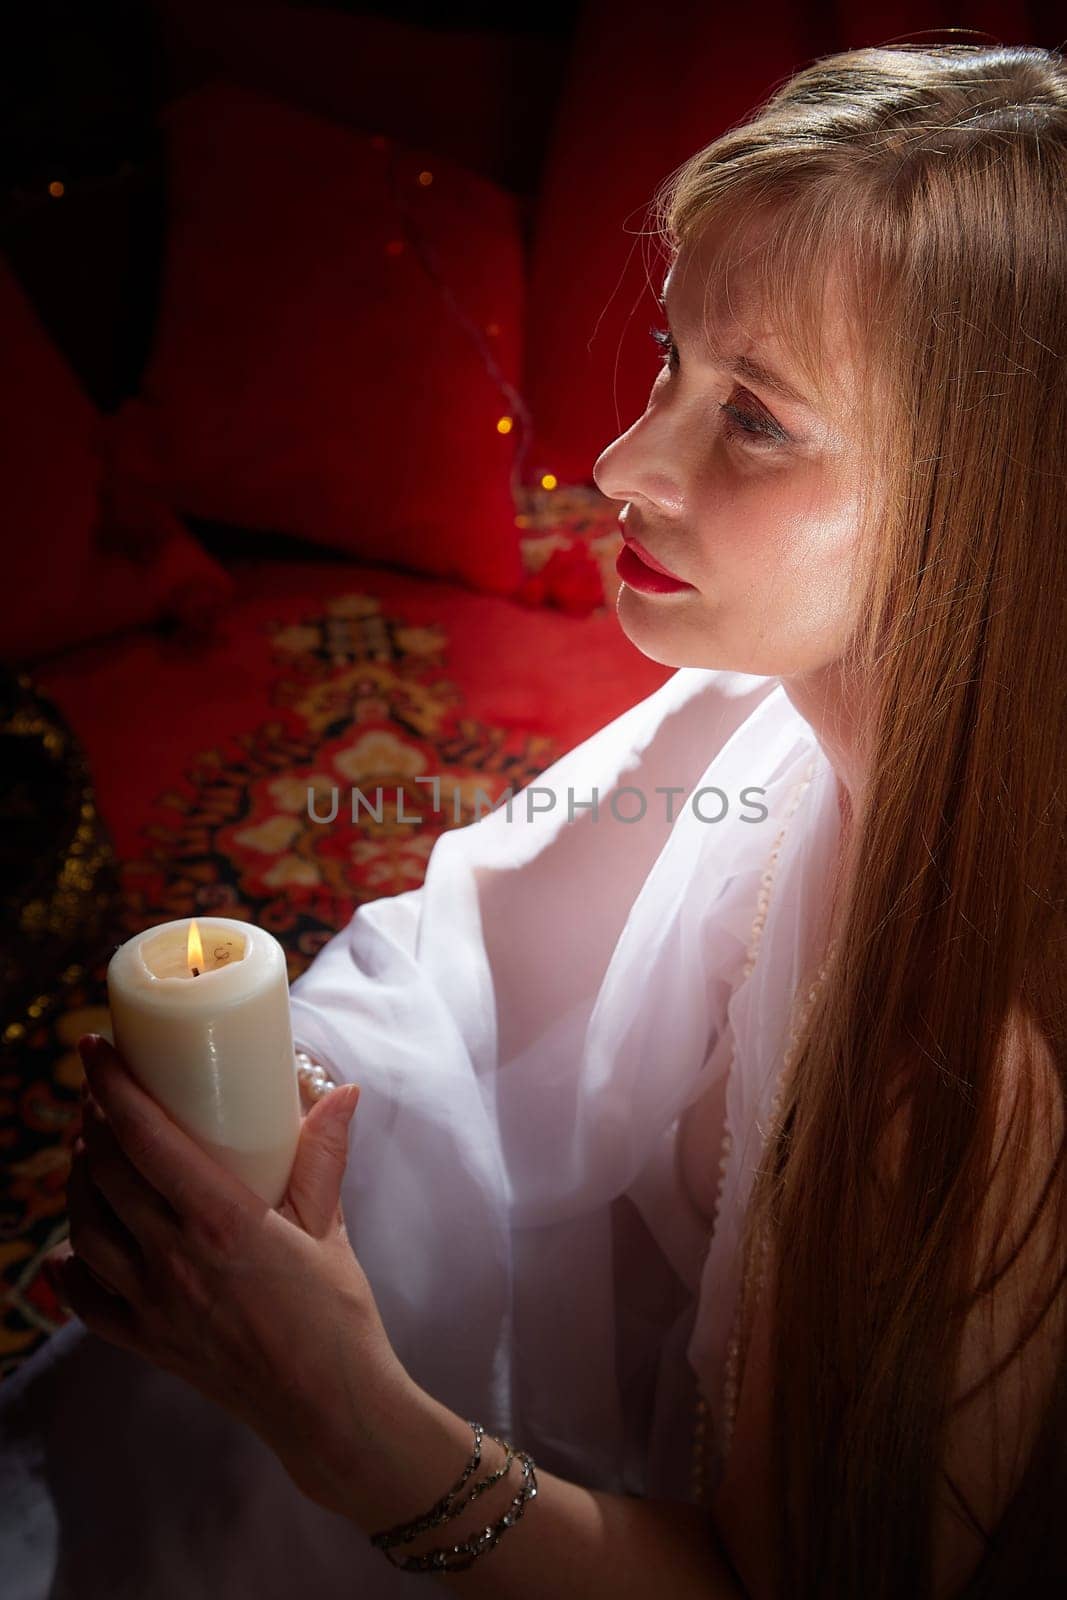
[689,755,837,1506]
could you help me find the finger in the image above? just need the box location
[56,1252,145,1357]
[78,1034,262,1246]
[82,1100,179,1252]
[66,1146,146,1304]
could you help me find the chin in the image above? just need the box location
[614,588,750,673]
[614,621,794,679]
[613,597,685,668]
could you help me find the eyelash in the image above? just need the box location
[647,325,788,447]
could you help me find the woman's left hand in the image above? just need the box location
[43,1033,410,1518]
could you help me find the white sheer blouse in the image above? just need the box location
[0,665,843,1598]
[287,664,843,1501]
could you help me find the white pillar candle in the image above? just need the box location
[106,917,302,1208]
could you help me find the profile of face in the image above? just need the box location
[592,228,871,682]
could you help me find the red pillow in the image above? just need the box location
[0,257,233,667]
[129,82,526,597]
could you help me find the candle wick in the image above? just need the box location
[192,966,201,977]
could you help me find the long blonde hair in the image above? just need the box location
[651,41,1067,1596]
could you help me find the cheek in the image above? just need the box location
[712,464,862,576]
[697,471,866,652]
[690,475,808,584]
[773,515,866,650]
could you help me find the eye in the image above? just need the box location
[646,324,789,448]
[721,399,788,447]
[649,323,679,373]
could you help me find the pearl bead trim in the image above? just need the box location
[689,756,837,1505]
[295,1047,338,1106]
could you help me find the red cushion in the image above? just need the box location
[0,257,233,667]
[129,82,526,596]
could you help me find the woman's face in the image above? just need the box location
[592,235,870,679]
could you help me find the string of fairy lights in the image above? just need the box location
[377,132,556,517]
[18,126,563,525]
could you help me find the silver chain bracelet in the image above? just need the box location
[369,1420,511,1552]
[369,1420,538,1573]
[382,1452,538,1573]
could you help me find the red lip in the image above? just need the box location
[615,541,695,596]
[622,533,688,583]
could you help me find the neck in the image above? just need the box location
[780,662,867,819]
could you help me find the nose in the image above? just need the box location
[591,437,620,502]
[592,417,684,519]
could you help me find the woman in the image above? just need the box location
[4,39,1065,1600]
[596,36,1067,1598]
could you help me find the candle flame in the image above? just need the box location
[187,919,205,976]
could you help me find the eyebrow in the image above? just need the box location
[656,283,814,411]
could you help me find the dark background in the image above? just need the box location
[4,3,1064,431]
[0,0,584,411]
